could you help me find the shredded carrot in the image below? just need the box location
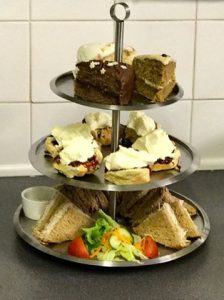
[90,246,102,258]
[134,241,143,251]
[101,232,111,249]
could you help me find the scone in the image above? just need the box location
[122,111,157,146]
[53,136,103,178]
[44,123,92,158]
[104,146,153,185]
[132,128,181,172]
[83,112,112,146]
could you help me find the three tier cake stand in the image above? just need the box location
[14,3,210,267]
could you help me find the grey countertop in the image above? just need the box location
[0,170,223,300]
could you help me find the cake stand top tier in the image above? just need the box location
[50,71,184,111]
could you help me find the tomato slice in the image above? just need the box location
[67,236,90,259]
[142,236,158,259]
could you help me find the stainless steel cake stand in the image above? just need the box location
[14,3,210,267]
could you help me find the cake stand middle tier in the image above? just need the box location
[29,135,199,192]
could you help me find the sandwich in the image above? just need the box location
[32,190,94,244]
[118,187,200,249]
[133,202,190,249]
[55,184,109,215]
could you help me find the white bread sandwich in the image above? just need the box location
[32,190,94,244]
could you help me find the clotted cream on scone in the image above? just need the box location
[132,128,181,172]
[104,146,153,185]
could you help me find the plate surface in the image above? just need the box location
[50,71,184,111]
[29,135,200,192]
[13,190,210,268]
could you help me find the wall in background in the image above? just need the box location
[0,0,224,176]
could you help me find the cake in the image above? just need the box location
[133,54,176,102]
[32,190,94,244]
[74,60,135,105]
[76,42,136,65]
[104,146,153,185]
[132,128,181,172]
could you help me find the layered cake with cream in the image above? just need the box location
[104,146,153,185]
[76,42,136,65]
[132,128,180,172]
[133,54,176,102]
[75,60,135,105]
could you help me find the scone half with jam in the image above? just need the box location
[44,123,93,158]
[53,135,103,178]
[104,146,154,185]
[132,128,181,172]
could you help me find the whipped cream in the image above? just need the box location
[76,42,136,63]
[59,137,99,164]
[127,111,156,137]
[77,43,115,62]
[132,128,176,161]
[84,112,112,131]
[51,123,93,147]
[104,146,154,171]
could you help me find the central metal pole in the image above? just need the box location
[109,2,130,219]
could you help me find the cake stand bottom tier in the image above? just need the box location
[13,190,210,268]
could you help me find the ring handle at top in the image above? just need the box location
[110,2,130,22]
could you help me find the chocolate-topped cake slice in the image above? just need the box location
[74,60,134,105]
[133,54,176,102]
